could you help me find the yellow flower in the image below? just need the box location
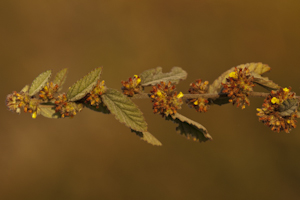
[283,88,290,93]
[229,72,238,79]
[137,78,141,85]
[177,92,184,99]
[134,75,141,85]
[271,97,280,104]
[157,90,162,96]
[194,100,199,105]
[32,111,37,119]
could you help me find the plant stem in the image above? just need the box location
[131,92,300,100]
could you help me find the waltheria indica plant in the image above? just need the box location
[6,63,300,146]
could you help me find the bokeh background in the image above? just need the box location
[1,1,300,199]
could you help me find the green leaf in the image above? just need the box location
[102,88,148,132]
[39,105,61,119]
[53,68,68,92]
[139,67,187,86]
[83,102,110,114]
[67,67,102,101]
[28,70,52,96]
[132,130,162,146]
[251,72,280,91]
[208,62,271,94]
[167,113,212,142]
[278,99,299,117]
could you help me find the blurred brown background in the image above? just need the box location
[1,1,300,199]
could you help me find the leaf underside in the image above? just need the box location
[278,99,299,117]
[29,70,52,96]
[208,62,271,94]
[132,130,162,146]
[167,113,212,142]
[211,96,231,106]
[102,88,148,132]
[139,66,187,86]
[84,102,110,114]
[67,67,102,101]
[53,68,68,92]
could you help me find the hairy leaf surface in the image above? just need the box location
[29,70,52,96]
[53,68,68,92]
[208,62,271,94]
[132,130,162,146]
[167,113,212,142]
[139,67,187,86]
[67,67,102,101]
[102,88,148,132]
[278,99,299,117]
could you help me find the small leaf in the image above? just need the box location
[139,67,187,86]
[67,67,102,101]
[208,62,270,94]
[251,72,280,91]
[53,68,68,92]
[167,113,212,142]
[278,99,299,117]
[39,105,61,119]
[211,96,230,106]
[28,70,52,96]
[132,130,162,146]
[20,85,29,93]
[83,102,110,114]
[102,88,148,132]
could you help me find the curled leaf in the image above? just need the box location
[132,130,162,146]
[29,70,52,96]
[39,105,61,119]
[102,88,148,132]
[83,102,110,114]
[278,99,299,117]
[167,113,212,142]
[208,63,270,94]
[67,67,102,101]
[251,72,280,91]
[139,67,187,86]
[53,68,68,92]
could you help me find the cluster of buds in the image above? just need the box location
[121,75,142,97]
[54,94,83,118]
[186,79,210,112]
[257,87,298,133]
[150,81,184,117]
[222,67,255,109]
[6,90,41,118]
[39,82,59,101]
[84,80,107,108]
